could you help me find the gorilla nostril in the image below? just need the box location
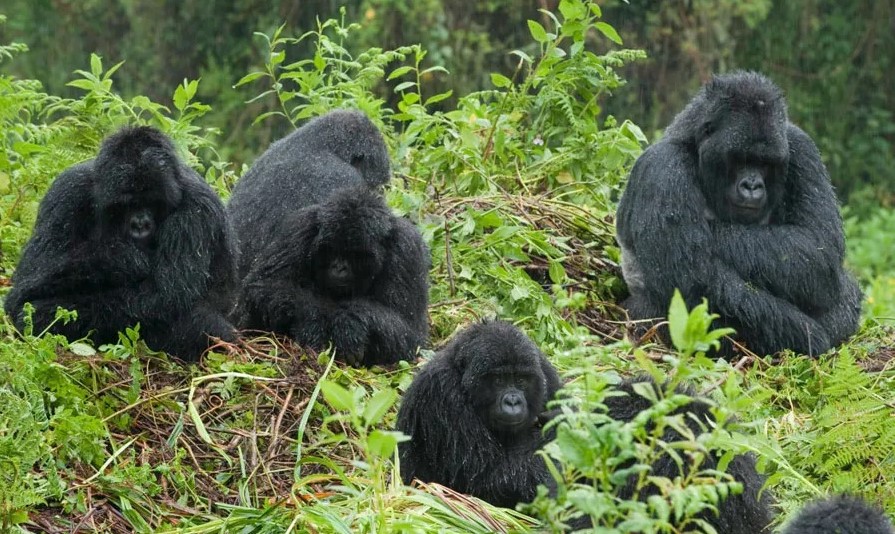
[502,392,523,410]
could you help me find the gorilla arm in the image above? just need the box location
[710,125,846,311]
[618,142,830,356]
[236,208,337,348]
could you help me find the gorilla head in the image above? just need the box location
[305,188,393,299]
[396,320,562,507]
[92,127,184,250]
[452,322,551,439]
[668,72,789,225]
[783,494,894,534]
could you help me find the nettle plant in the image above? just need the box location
[239,0,646,346]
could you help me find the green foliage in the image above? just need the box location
[0,2,894,532]
[528,344,766,533]
[749,341,895,518]
[667,290,735,358]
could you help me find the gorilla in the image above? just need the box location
[590,377,774,533]
[227,109,391,278]
[395,320,562,508]
[4,126,238,361]
[783,494,894,534]
[616,71,862,357]
[234,185,429,366]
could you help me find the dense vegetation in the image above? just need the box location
[0,2,893,532]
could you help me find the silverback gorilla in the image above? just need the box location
[783,494,894,534]
[396,320,562,508]
[228,111,429,366]
[4,126,238,361]
[616,71,862,357]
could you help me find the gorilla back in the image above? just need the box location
[5,126,239,361]
[227,109,391,277]
[616,71,862,357]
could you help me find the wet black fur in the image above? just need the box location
[395,320,562,507]
[616,71,862,357]
[227,109,391,278]
[783,494,895,534]
[229,110,427,366]
[234,186,429,366]
[4,126,239,361]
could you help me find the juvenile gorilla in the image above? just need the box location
[597,378,774,534]
[396,320,562,508]
[227,109,391,277]
[616,71,862,357]
[5,126,238,361]
[235,186,429,365]
[783,494,894,534]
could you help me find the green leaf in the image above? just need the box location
[510,284,530,301]
[234,71,266,87]
[363,388,398,426]
[528,20,549,43]
[548,261,566,284]
[667,289,688,351]
[595,22,622,45]
[394,81,416,93]
[321,381,354,412]
[424,90,453,107]
[90,53,103,76]
[388,65,413,80]
[188,396,214,445]
[366,430,404,459]
[68,342,96,357]
[558,0,586,21]
[490,72,512,88]
[173,84,188,112]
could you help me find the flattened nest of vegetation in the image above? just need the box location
[432,191,627,341]
[32,336,328,532]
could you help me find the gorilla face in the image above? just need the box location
[696,89,789,226]
[477,371,539,434]
[314,245,384,299]
[457,326,549,439]
[102,202,166,250]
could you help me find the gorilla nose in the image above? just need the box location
[501,392,524,415]
[737,175,765,201]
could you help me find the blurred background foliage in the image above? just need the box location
[2,0,893,215]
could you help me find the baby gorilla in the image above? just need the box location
[4,126,238,361]
[597,378,774,533]
[396,320,562,508]
[235,186,429,366]
[783,494,894,534]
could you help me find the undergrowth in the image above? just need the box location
[0,3,893,532]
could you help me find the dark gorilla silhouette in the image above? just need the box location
[227,109,391,278]
[616,71,862,357]
[235,186,429,366]
[593,377,774,534]
[4,126,238,361]
[783,494,894,534]
[396,320,562,508]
